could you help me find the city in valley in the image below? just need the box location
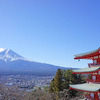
[0,73,54,91]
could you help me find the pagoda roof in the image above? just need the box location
[70,83,100,92]
[73,66,100,74]
[74,48,100,59]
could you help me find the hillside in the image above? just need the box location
[0,48,70,75]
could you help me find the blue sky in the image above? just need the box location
[0,0,100,68]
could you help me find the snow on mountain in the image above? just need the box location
[0,48,26,62]
[0,48,69,75]
[0,48,5,52]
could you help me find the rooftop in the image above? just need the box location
[74,47,100,59]
[70,83,100,92]
[72,66,100,74]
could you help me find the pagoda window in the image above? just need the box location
[98,71,100,75]
[92,76,96,81]
[93,73,95,75]
[95,73,97,75]
[90,93,94,98]
[93,73,97,75]
[94,56,98,59]
[98,93,100,99]
[94,60,97,65]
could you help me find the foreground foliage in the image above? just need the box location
[0,85,84,100]
[49,69,85,99]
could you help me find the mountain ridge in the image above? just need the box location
[0,48,71,75]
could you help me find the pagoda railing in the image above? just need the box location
[87,79,100,83]
[85,94,98,100]
[88,63,100,67]
[88,63,94,67]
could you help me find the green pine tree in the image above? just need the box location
[62,69,75,89]
[54,69,63,92]
[49,78,55,92]
[49,69,86,99]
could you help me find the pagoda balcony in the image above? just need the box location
[87,79,100,83]
[84,93,96,100]
[88,63,100,67]
[85,95,98,100]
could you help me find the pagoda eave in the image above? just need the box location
[70,83,100,92]
[74,48,100,60]
[74,57,93,60]
[72,66,100,74]
[72,71,97,74]
[69,87,97,93]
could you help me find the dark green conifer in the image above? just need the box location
[49,78,55,92]
[54,69,63,92]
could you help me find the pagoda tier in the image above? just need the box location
[70,83,100,100]
[69,48,100,100]
[74,48,100,60]
[72,66,100,83]
[74,48,100,66]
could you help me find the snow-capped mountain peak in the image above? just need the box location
[0,48,6,52]
[0,48,25,62]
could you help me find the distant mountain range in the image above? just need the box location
[0,48,73,75]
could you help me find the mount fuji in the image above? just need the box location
[0,48,68,75]
[0,48,26,62]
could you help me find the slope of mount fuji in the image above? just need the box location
[0,48,69,75]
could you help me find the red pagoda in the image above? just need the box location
[70,48,100,100]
